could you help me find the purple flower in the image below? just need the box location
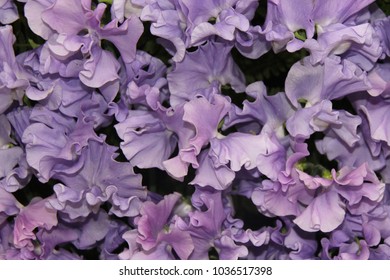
[285,55,370,108]
[139,0,265,61]
[0,188,21,225]
[0,0,18,24]
[134,192,194,259]
[49,139,146,219]
[22,107,101,182]
[176,189,248,260]
[0,25,29,114]
[25,0,143,88]
[224,82,295,136]
[13,196,58,251]
[167,41,245,107]
[264,0,375,53]
[294,163,384,232]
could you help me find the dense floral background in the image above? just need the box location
[2,0,390,260]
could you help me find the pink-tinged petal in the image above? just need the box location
[14,197,58,249]
[296,170,332,190]
[294,191,345,232]
[159,229,194,260]
[367,63,390,97]
[136,193,181,249]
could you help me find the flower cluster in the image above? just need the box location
[1,0,390,260]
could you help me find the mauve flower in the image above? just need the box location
[42,0,143,64]
[163,93,231,180]
[367,63,390,97]
[293,163,384,232]
[139,0,264,61]
[22,107,101,182]
[0,112,31,192]
[0,115,23,176]
[303,23,382,69]
[13,196,58,251]
[120,50,168,91]
[177,189,248,259]
[209,130,285,181]
[135,192,194,259]
[316,124,386,172]
[115,82,176,170]
[181,0,259,48]
[25,0,143,89]
[285,55,370,108]
[224,82,294,137]
[0,0,18,24]
[99,219,130,260]
[71,210,111,250]
[167,40,245,107]
[374,16,390,58]
[49,138,146,219]
[0,25,29,114]
[257,219,318,260]
[35,223,79,259]
[353,94,390,145]
[286,100,361,147]
[264,0,375,53]
[190,150,236,190]
[0,188,21,225]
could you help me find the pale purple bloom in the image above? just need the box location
[286,100,361,147]
[285,55,370,108]
[374,16,390,58]
[0,25,29,114]
[367,63,390,97]
[22,107,101,182]
[139,0,265,61]
[190,150,235,190]
[0,188,21,225]
[135,192,194,259]
[167,41,245,107]
[176,189,248,260]
[163,93,231,180]
[316,125,386,172]
[49,139,146,219]
[0,111,31,192]
[294,163,384,232]
[115,82,176,170]
[13,196,58,251]
[0,0,18,24]
[260,219,318,260]
[25,0,143,89]
[264,0,375,53]
[225,82,294,137]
